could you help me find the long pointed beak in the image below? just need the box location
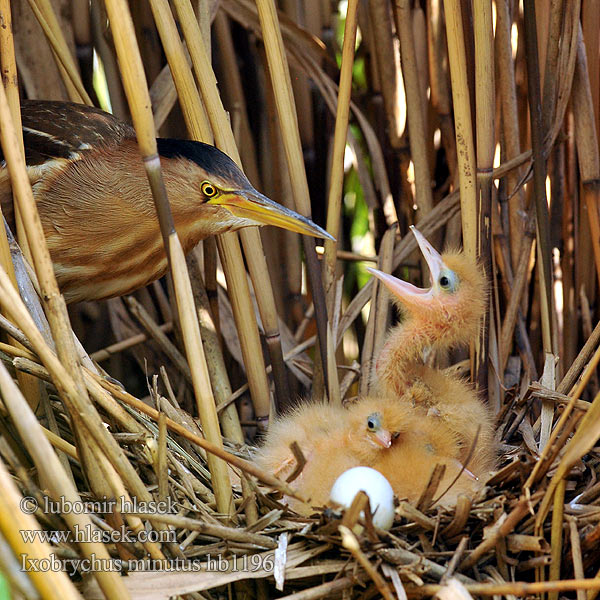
[366,226,444,304]
[208,189,334,240]
[409,226,444,284]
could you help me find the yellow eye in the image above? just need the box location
[201,181,218,198]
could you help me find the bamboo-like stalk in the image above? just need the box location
[523,0,554,358]
[541,0,566,129]
[443,0,477,260]
[0,53,125,522]
[0,0,44,413]
[26,0,90,104]
[0,360,130,599]
[366,0,402,148]
[495,0,525,271]
[428,0,458,189]
[103,0,233,517]
[147,0,212,142]
[394,0,434,219]
[571,25,600,288]
[170,0,291,416]
[0,454,84,600]
[547,477,566,600]
[359,226,395,396]
[472,0,493,391]
[323,0,358,304]
[254,0,336,402]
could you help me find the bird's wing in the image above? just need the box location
[9,100,136,166]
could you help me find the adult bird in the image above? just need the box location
[367,227,496,484]
[0,100,331,303]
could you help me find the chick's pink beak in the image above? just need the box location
[374,428,392,448]
[367,226,445,306]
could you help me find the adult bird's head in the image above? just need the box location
[157,139,332,240]
[367,226,486,347]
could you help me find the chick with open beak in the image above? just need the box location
[367,226,487,396]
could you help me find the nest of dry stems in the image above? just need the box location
[2,214,600,600]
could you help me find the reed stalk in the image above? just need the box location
[173,0,293,414]
[365,0,402,149]
[26,0,90,104]
[572,25,600,288]
[323,0,358,304]
[394,0,433,219]
[472,0,493,391]
[523,0,554,356]
[254,0,337,402]
[0,453,84,600]
[103,0,233,517]
[442,0,477,259]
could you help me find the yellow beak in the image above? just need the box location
[208,189,334,240]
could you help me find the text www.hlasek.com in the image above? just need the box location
[19,524,176,545]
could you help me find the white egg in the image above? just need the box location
[329,466,394,530]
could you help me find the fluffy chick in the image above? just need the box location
[255,398,408,515]
[369,226,487,397]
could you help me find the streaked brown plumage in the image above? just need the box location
[0,100,330,303]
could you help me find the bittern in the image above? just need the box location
[367,227,496,485]
[0,100,331,303]
[256,395,481,514]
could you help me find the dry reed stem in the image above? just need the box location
[254,0,336,402]
[367,0,402,148]
[443,0,477,259]
[526,342,600,491]
[541,0,566,128]
[0,269,179,557]
[572,27,600,286]
[0,55,120,528]
[90,322,173,362]
[339,525,395,600]
[126,296,192,384]
[172,0,291,415]
[524,0,555,357]
[148,0,212,142]
[538,388,600,528]
[0,454,83,600]
[104,0,233,516]
[0,360,129,599]
[407,579,600,598]
[359,226,395,396]
[395,0,434,218]
[547,477,566,599]
[26,0,91,104]
[323,0,357,303]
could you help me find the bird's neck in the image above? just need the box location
[375,318,434,397]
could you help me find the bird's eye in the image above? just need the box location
[201,181,218,198]
[367,413,381,431]
[438,269,458,292]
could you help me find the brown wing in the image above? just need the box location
[1,100,135,232]
[6,100,136,166]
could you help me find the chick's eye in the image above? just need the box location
[438,270,458,292]
[201,182,218,198]
[367,413,380,430]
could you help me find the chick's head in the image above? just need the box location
[367,226,487,348]
[345,398,413,463]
